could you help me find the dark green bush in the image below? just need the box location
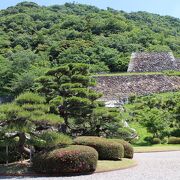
[110,139,134,159]
[0,145,21,164]
[152,138,161,144]
[73,136,124,160]
[171,129,180,137]
[144,137,162,145]
[28,131,72,152]
[32,145,98,174]
[143,136,153,144]
[168,137,180,144]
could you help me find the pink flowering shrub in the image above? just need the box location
[32,145,98,174]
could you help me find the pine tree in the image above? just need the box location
[36,63,128,137]
[0,92,64,155]
[36,63,101,133]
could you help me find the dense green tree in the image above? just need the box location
[0,92,64,155]
[36,63,100,133]
[36,63,128,137]
[146,45,171,52]
[0,2,180,97]
[0,56,12,96]
[0,50,50,97]
[124,92,180,138]
[136,108,171,138]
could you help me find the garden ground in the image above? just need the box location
[0,144,179,177]
[0,151,180,180]
[0,159,137,176]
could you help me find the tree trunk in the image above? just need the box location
[61,115,69,134]
[95,125,101,137]
[58,105,69,134]
[18,132,30,155]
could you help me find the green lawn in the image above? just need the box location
[134,144,180,153]
[93,72,163,77]
[96,159,136,172]
[92,70,180,77]
[130,122,153,146]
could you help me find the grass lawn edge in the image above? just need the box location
[96,158,137,173]
[135,149,180,153]
[134,145,180,153]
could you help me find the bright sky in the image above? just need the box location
[1,0,180,18]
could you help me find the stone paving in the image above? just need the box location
[1,151,180,180]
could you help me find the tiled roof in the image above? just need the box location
[128,52,178,72]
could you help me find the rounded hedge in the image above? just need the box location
[161,137,168,144]
[168,137,180,144]
[109,139,134,159]
[73,136,124,160]
[152,138,161,144]
[32,145,98,174]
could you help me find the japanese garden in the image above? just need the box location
[0,1,179,179]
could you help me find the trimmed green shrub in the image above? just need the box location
[168,137,180,144]
[109,139,134,159]
[152,138,161,144]
[161,137,168,144]
[144,136,153,144]
[171,129,180,137]
[40,131,72,148]
[73,136,124,160]
[28,131,72,150]
[32,145,98,174]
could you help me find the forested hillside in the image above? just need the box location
[0,1,180,97]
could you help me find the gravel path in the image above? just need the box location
[0,151,180,180]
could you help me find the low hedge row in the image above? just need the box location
[168,137,180,144]
[152,138,161,144]
[73,136,124,160]
[109,139,134,159]
[32,145,98,174]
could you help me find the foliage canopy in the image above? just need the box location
[0,2,180,96]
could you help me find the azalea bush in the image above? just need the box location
[32,145,98,174]
[109,139,134,159]
[168,137,180,144]
[73,136,124,160]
